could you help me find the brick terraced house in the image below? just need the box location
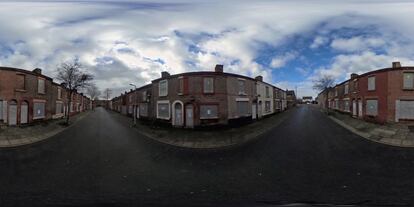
[111,64,288,128]
[317,62,414,124]
[0,67,91,126]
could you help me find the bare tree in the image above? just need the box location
[87,84,101,101]
[313,75,336,92]
[56,60,93,125]
[103,88,112,101]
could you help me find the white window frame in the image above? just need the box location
[203,77,214,94]
[156,100,170,120]
[33,100,46,119]
[238,78,246,95]
[366,99,378,116]
[403,72,414,89]
[159,80,168,97]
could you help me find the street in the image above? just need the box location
[1,105,414,206]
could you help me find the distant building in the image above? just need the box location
[286,90,297,108]
[302,96,313,104]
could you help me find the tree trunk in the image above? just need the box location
[66,91,72,125]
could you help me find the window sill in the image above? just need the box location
[33,117,45,120]
[200,117,219,120]
[15,89,26,92]
[402,88,414,91]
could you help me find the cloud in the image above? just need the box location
[270,52,297,68]
[330,36,386,52]
[310,36,328,49]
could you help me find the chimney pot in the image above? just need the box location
[161,71,170,78]
[392,61,401,68]
[350,73,358,79]
[214,64,224,73]
[255,75,263,82]
[32,68,42,74]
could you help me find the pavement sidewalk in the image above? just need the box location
[326,109,414,147]
[0,111,90,148]
[125,109,293,149]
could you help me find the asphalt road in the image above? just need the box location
[1,106,414,206]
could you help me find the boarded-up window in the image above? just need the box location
[178,77,184,94]
[203,77,214,93]
[38,79,45,94]
[0,100,3,120]
[159,80,168,96]
[265,86,270,98]
[403,73,414,89]
[58,88,62,99]
[265,101,271,112]
[33,102,45,119]
[344,100,350,111]
[200,105,218,119]
[366,99,378,116]
[368,76,376,91]
[140,103,148,117]
[16,74,25,90]
[157,102,170,119]
[142,91,147,101]
[238,80,245,95]
[335,89,338,96]
[344,83,349,94]
[56,102,63,114]
[236,101,249,116]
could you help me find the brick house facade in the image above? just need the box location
[0,67,91,126]
[111,64,288,128]
[317,62,414,124]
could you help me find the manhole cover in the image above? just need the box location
[409,126,414,133]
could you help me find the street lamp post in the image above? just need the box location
[130,83,137,126]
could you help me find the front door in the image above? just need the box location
[185,104,194,128]
[252,103,257,119]
[20,102,28,124]
[8,101,17,126]
[174,103,183,126]
[358,100,363,118]
[352,100,357,117]
[258,101,262,118]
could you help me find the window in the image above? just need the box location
[335,100,339,109]
[344,100,350,112]
[238,79,246,95]
[344,83,349,94]
[236,101,249,116]
[265,86,270,98]
[16,74,25,90]
[200,105,218,119]
[33,102,46,119]
[366,99,378,116]
[265,101,271,112]
[0,100,3,120]
[38,78,45,94]
[335,89,338,97]
[128,105,133,114]
[159,80,168,97]
[129,95,133,103]
[368,76,376,91]
[55,102,63,114]
[157,101,170,119]
[178,77,184,95]
[140,103,148,117]
[203,77,214,94]
[403,73,414,89]
[142,91,147,101]
[57,88,62,100]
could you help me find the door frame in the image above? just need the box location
[185,104,194,128]
[358,99,363,118]
[8,100,17,126]
[172,100,184,127]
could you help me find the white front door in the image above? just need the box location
[252,103,257,119]
[9,102,17,126]
[20,102,28,124]
[352,100,357,116]
[174,103,183,126]
[358,100,363,118]
[185,105,193,128]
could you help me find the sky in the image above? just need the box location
[1,0,414,99]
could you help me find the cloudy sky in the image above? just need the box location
[1,0,414,98]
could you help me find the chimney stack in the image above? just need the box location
[161,71,170,78]
[392,62,401,68]
[214,64,224,73]
[32,68,42,74]
[255,76,263,82]
[350,73,358,79]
